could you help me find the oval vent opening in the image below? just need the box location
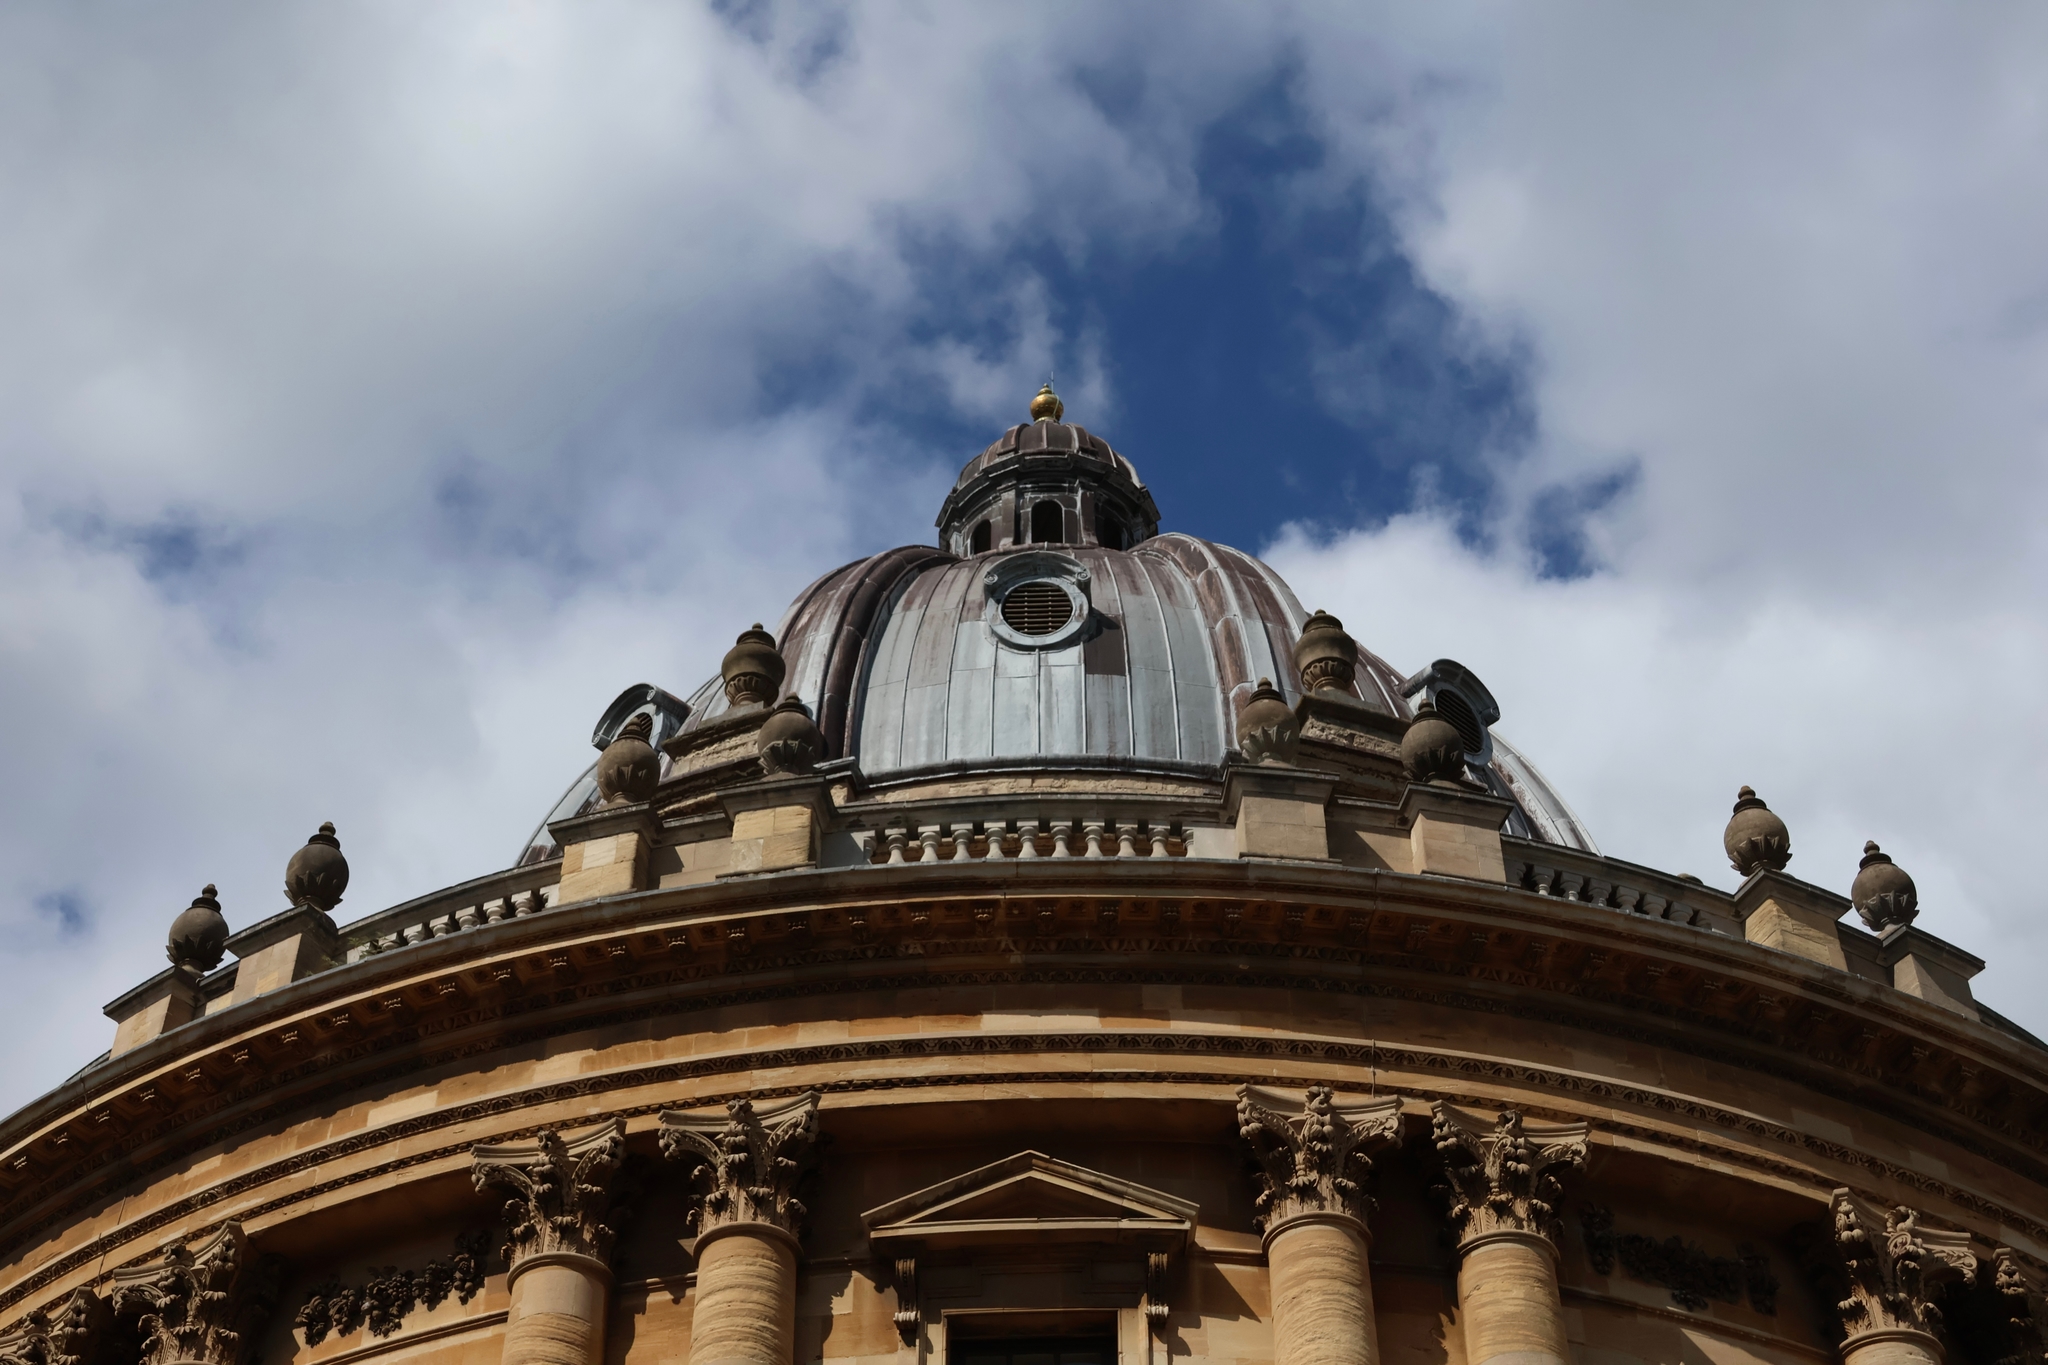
[1001,581,1074,637]
[1433,687,1487,754]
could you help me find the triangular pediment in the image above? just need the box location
[862,1151,1196,1253]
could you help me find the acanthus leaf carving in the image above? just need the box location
[0,1290,112,1365]
[1235,1083,1402,1234]
[1432,1102,1588,1248]
[471,1118,629,1270]
[1992,1248,2045,1365]
[109,1223,282,1365]
[658,1092,821,1241]
[1827,1190,1976,1341]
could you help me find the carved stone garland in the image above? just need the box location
[471,1119,630,1271]
[657,1092,822,1240]
[1236,1083,1402,1234]
[1827,1190,1976,1344]
[0,1289,112,1365]
[108,1223,281,1365]
[1432,1103,1588,1248]
[293,1232,490,1345]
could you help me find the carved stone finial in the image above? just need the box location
[1293,610,1358,694]
[1851,841,1919,932]
[722,626,786,709]
[595,713,660,806]
[0,1289,112,1365]
[757,696,824,776]
[1724,786,1792,876]
[285,822,349,912]
[1401,698,1468,785]
[109,1223,281,1365]
[1236,679,1300,765]
[1431,1103,1589,1248]
[1235,1083,1402,1237]
[1030,382,1064,422]
[658,1092,822,1243]
[167,885,229,972]
[471,1118,630,1270]
[1824,1190,1975,1343]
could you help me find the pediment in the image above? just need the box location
[862,1151,1196,1253]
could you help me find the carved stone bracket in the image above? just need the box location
[109,1223,281,1365]
[1432,1102,1589,1250]
[292,1232,490,1345]
[471,1117,630,1273]
[658,1092,822,1244]
[0,1289,112,1365]
[1236,1083,1402,1239]
[891,1258,917,1344]
[1827,1190,1976,1342]
[1143,1251,1173,1335]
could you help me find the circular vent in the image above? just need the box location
[1433,688,1487,754]
[1001,581,1074,637]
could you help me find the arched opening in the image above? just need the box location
[1094,506,1125,550]
[970,520,992,555]
[1030,499,1064,544]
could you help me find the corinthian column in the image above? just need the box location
[1823,1191,1976,1365]
[473,1118,630,1365]
[109,1223,278,1365]
[1237,1084,1403,1365]
[660,1093,823,1365]
[1432,1103,1589,1365]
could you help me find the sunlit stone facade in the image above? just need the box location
[3,385,2040,1365]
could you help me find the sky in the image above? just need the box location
[3,2,2047,1106]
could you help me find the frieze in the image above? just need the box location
[292,1233,488,1345]
[1580,1206,1779,1313]
[5,1028,2043,1323]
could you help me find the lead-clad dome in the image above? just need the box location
[521,386,1596,859]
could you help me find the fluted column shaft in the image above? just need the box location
[1839,1329,1944,1365]
[1455,1232,1568,1365]
[1267,1215,1378,1365]
[505,1254,613,1365]
[689,1225,801,1365]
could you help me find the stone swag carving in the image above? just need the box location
[108,1223,282,1365]
[293,1232,490,1345]
[0,1289,112,1365]
[471,1119,631,1271]
[657,1092,822,1240]
[1236,1082,1402,1233]
[1579,1206,1778,1314]
[1823,1191,1976,1342]
[1433,1103,1588,1247]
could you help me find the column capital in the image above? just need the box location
[471,1117,631,1271]
[1236,1083,1402,1239]
[0,1289,112,1365]
[109,1223,281,1365]
[1432,1103,1588,1250]
[659,1092,822,1242]
[1826,1190,1975,1342]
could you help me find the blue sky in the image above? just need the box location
[3,3,2048,1103]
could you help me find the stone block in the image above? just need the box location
[1881,925,1984,1019]
[720,775,835,876]
[551,802,661,906]
[1398,784,1514,883]
[224,906,341,1007]
[105,966,206,1058]
[1732,870,1848,971]
[1222,766,1338,862]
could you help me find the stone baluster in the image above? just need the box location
[949,823,974,861]
[660,1093,823,1365]
[1117,823,1140,857]
[883,829,908,865]
[1238,1084,1403,1365]
[1149,825,1171,858]
[1017,818,1041,858]
[918,827,942,863]
[1083,821,1107,857]
[1432,1104,1590,1365]
[1050,821,1074,857]
[1819,1191,1976,1365]
[472,1118,630,1365]
[982,822,1009,860]
[110,1222,280,1365]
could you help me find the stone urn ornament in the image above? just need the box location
[1850,841,1918,931]
[1292,609,1358,694]
[596,713,660,806]
[1237,678,1301,765]
[1723,786,1791,876]
[757,695,825,776]
[285,822,349,912]
[722,625,786,709]
[1400,698,1467,785]
[168,885,229,971]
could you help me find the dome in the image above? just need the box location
[520,388,1597,860]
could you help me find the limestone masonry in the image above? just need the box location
[5,383,2039,1365]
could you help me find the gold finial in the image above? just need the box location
[1029,381,1064,422]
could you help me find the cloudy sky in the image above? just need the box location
[2,2,2044,1106]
